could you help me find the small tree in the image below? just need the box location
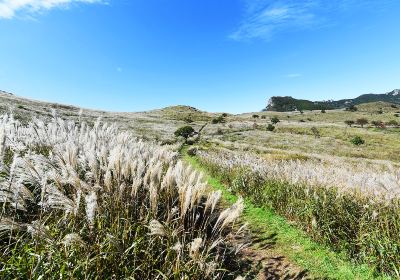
[266,124,275,132]
[174,126,195,142]
[356,118,368,128]
[351,136,365,146]
[271,116,280,125]
[344,120,355,127]
[311,127,320,138]
[252,114,260,119]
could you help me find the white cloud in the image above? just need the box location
[230,0,394,41]
[0,0,102,19]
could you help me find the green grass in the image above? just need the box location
[183,151,390,280]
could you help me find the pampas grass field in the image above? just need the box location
[196,147,400,276]
[0,113,245,279]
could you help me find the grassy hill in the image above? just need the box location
[266,89,400,112]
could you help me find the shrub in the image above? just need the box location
[346,105,358,112]
[311,127,320,138]
[174,126,195,141]
[184,117,193,123]
[344,120,355,127]
[371,120,384,128]
[222,113,228,117]
[212,115,225,124]
[350,136,365,145]
[261,115,267,119]
[390,104,398,109]
[266,124,275,132]
[386,120,398,127]
[270,117,280,124]
[252,114,259,119]
[187,146,198,156]
[321,109,326,113]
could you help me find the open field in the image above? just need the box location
[2,92,400,278]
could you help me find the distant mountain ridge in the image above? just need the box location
[265,89,400,112]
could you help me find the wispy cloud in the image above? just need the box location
[0,0,103,19]
[230,0,394,41]
[285,73,302,78]
[230,0,319,41]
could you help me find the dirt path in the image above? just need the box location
[238,226,310,280]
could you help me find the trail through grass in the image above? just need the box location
[183,151,390,280]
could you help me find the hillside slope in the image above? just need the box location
[265,89,400,112]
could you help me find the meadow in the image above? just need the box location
[2,91,400,278]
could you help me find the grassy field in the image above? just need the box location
[2,91,400,278]
[184,151,386,279]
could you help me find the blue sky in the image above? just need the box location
[0,0,399,113]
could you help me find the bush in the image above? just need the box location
[174,126,195,140]
[344,120,355,127]
[346,105,358,112]
[187,146,198,156]
[311,127,320,138]
[371,120,384,128]
[261,115,267,119]
[266,124,275,132]
[184,117,193,123]
[270,117,280,124]
[321,109,326,113]
[350,136,365,146]
[386,120,398,127]
[211,115,225,124]
[252,114,259,119]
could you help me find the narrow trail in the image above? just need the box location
[182,149,382,280]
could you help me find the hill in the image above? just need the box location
[265,89,400,112]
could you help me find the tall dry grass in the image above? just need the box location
[0,114,245,279]
[197,147,400,277]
